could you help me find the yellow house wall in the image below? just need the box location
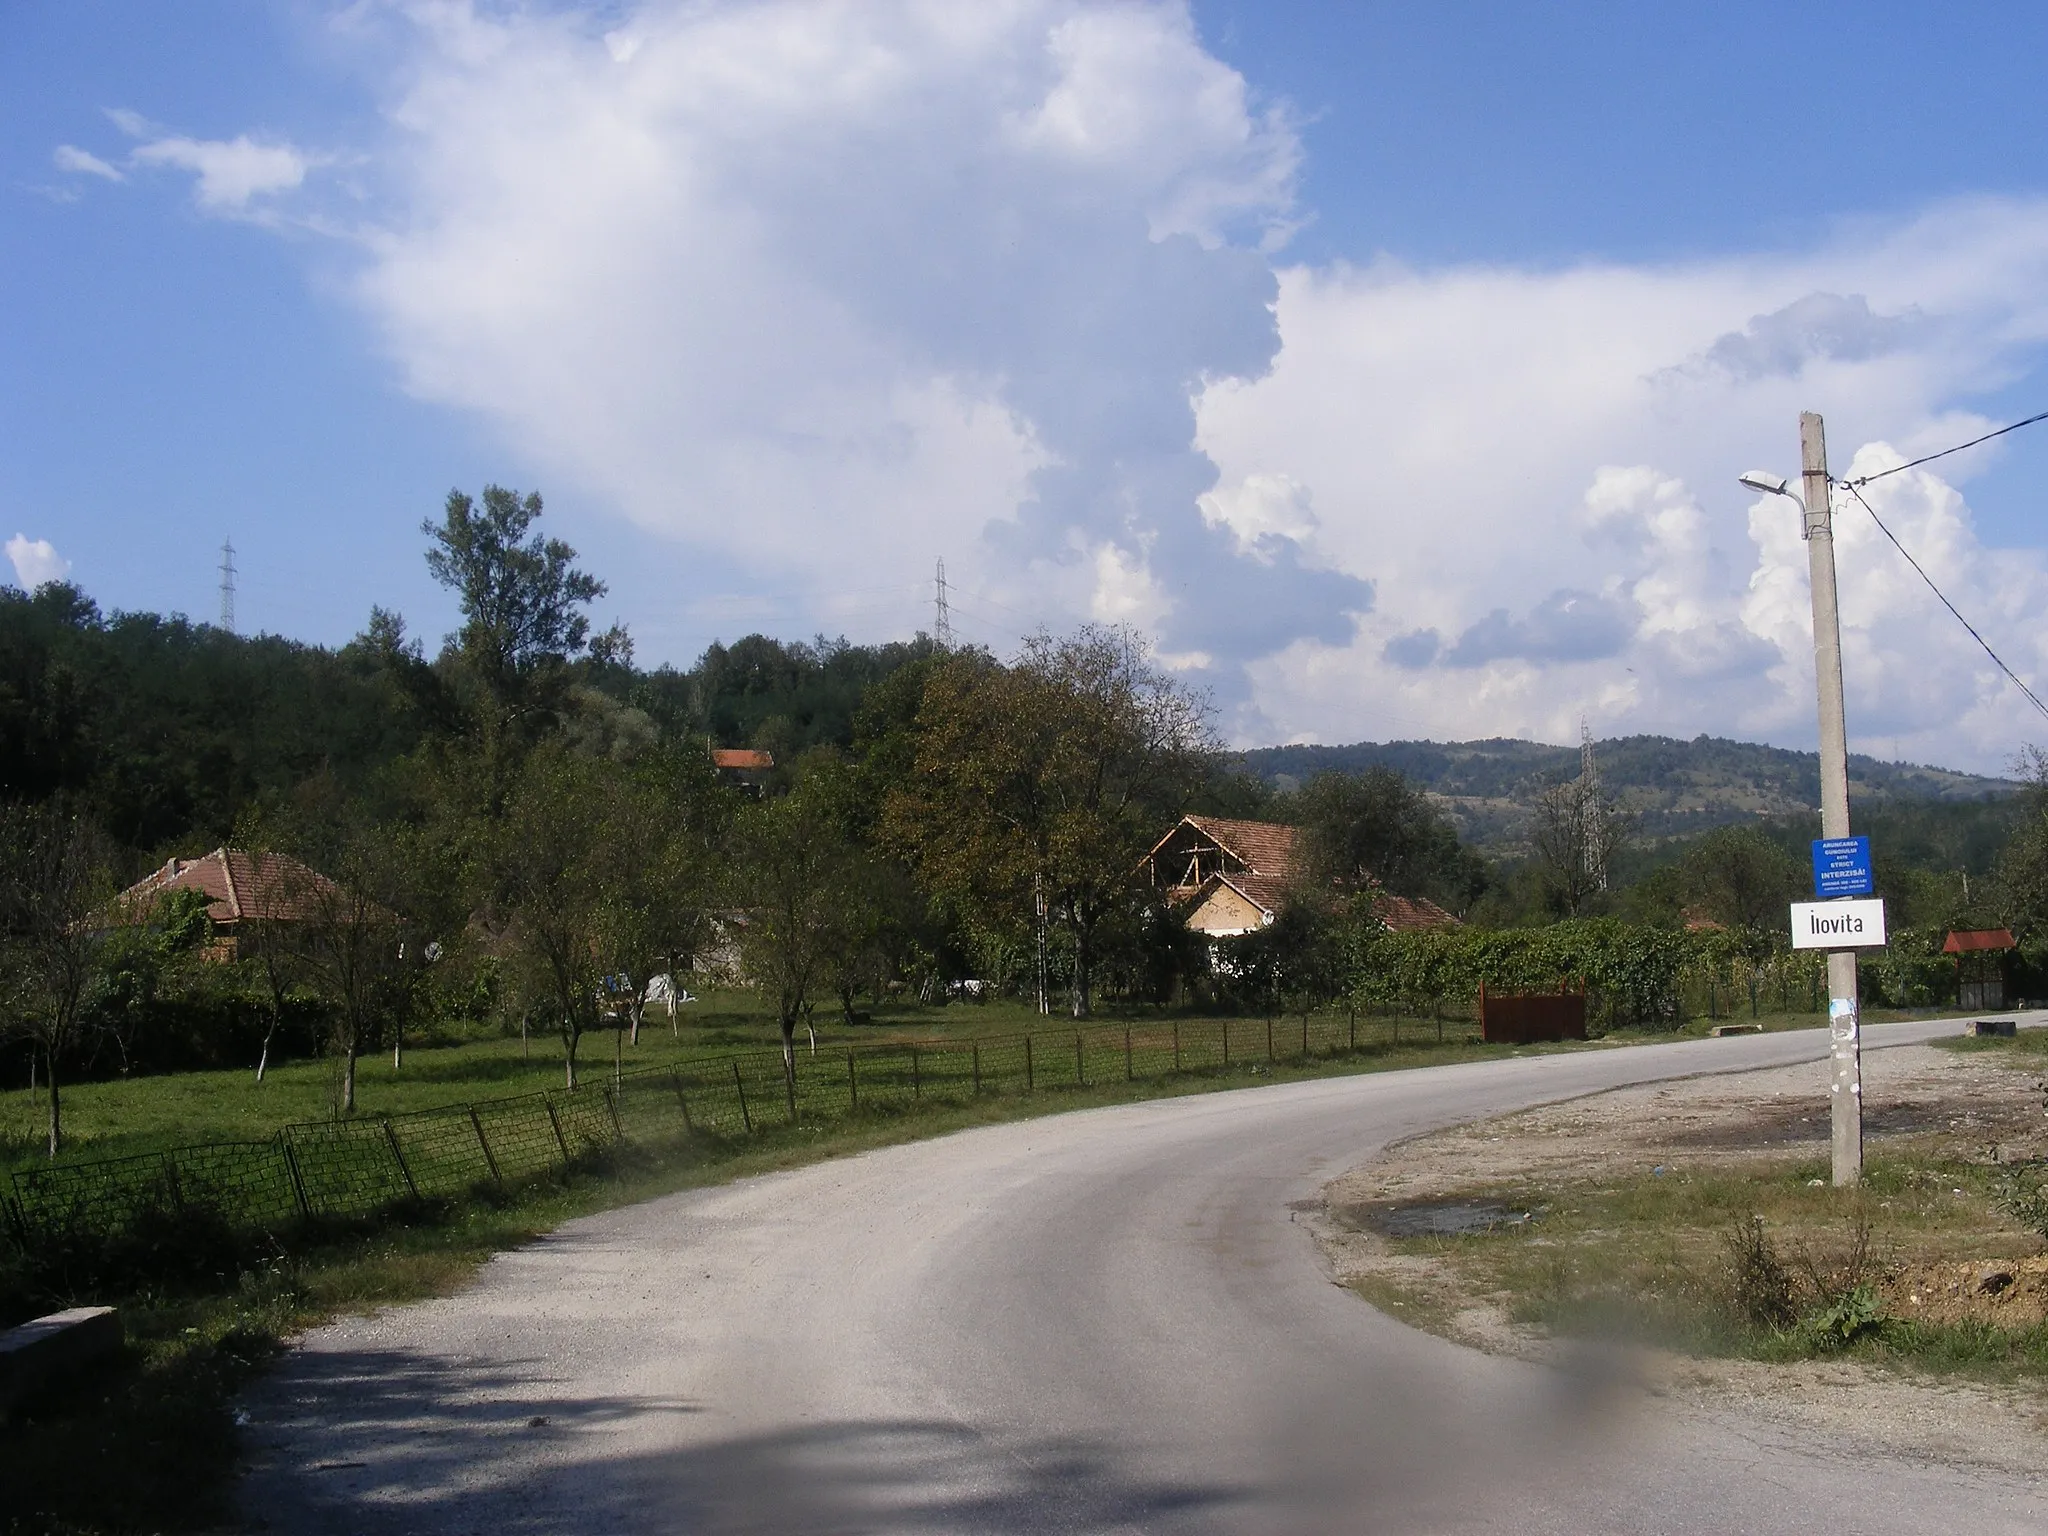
[1187,885,1267,935]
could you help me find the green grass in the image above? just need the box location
[1350,1150,2048,1380]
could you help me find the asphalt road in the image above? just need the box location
[238,1017,2048,1533]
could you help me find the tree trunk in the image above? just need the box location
[1070,923,1092,1019]
[342,1037,358,1115]
[564,1021,580,1090]
[629,999,642,1047]
[779,1013,798,1119]
[44,1043,60,1159]
[393,1018,403,1072]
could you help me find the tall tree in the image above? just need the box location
[0,803,116,1156]
[423,485,615,789]
[882,627,1214,1016]
[1679,825,1804,943]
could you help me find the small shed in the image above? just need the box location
[1943,928,2016,1011]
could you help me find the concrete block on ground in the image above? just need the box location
[1709,1023,1764,1037]
[1972,1019,2017,1037]
[0,1306,123,1419]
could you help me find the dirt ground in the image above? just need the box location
[1311,1039,2048,1473]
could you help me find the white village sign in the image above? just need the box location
[1788,898,1888,951]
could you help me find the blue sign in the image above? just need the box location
[1812,837,1874,898]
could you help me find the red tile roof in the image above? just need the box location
[114,848,340,927]
[711,748,775,771]
[1155,815,1297,876]
[1371,894,1460,932]
[1943,928,2015,954]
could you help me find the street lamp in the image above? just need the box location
[1739,413,1862,1185]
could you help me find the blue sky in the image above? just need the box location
[6,2,2048,768]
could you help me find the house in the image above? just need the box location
[110,848,341,961]
[1145,814,1459,937]
[710,745,775,794]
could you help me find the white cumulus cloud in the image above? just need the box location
[346,0,1356,685]
[6,536,71,591]
[1197,200,2048,765]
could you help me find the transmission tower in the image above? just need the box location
[1579,715,1607,892]
[933,557,953,648]
[218,538,237,634]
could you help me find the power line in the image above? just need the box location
[1843,409,2048,487]
[1839,480,2048,724]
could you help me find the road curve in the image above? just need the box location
[238,1018,2045,1533]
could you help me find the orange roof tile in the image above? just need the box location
[114,848,341,927]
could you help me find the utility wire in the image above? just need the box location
[1838,480,2048,724]
[1844,409,2048,487]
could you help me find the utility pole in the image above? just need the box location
[1801,411,1863,1186]
[218,538,237,634]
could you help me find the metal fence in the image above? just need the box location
[1,1009,1443,1252]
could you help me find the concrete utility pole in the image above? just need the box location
[1800,411,1863,1186]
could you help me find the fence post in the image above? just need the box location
[669,1069,694,1134]
[1025,1035,1035,1092]
[1075,1033,1085,1087]
[911,1047,921,1102]
[1302,1015,1310,1059]
[468,1108,503,1186]
[1349,1005,1356,1052]
[1266,1019,1274,1061]
[383,1121,420,1201]
[847,1048,858,1112]
[1124,1028,1132,1081]
[731,1061,753,1134]
[543,1099,572,1169]
[972,1040,982,1096]
[785,1051,799,1124]
[1173,1020,1180,1071]
[1223,1020,1230,1064]
[603,1085,624,1140]
[279,1134,311,1218]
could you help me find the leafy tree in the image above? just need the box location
[1998,744,2048,941]
[729,776,867,1110]
[882,627,1214,1017]
[492,747,612,1090]
[285,800,416,1114]
[1283,767,1486,909]
[0,802,116,1155]
[423,485,615,782]
[1678,825,1804,942]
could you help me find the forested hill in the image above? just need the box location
[1239,735,2019,848]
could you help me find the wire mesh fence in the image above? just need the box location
[2,1008,1465,1255]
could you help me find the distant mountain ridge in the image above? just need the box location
[1237,734,2018,850]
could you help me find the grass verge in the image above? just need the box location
[1340,1149,2048,1382]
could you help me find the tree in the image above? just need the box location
[1285,768,1486,910]
[1998,744,2048,941]
[882,627,1214,1017]
[1531,775,1634,918]
[493,747,611,1090]
[423,485,615,790]
[0,803,116,1156]
[286,803,414,1115]
[1678,825,1803,947]
[729,779,867,1111]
